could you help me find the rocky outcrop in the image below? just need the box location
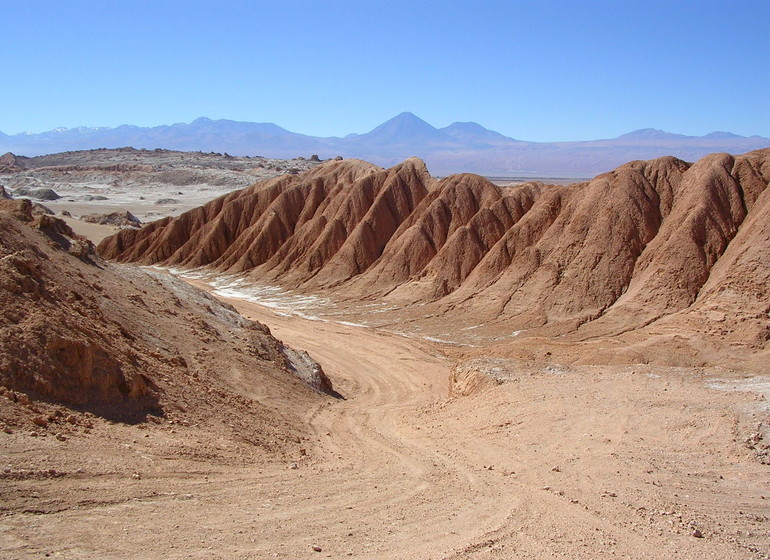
[12,186,60,200]
[98,150,770,339]
[81,210,142,227]
[0,202,336,426]
[281,345,335,395]
[0,198,35,222]
[0,152,26,173]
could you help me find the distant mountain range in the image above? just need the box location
[2,112,768,177]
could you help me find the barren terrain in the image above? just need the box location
[0,148,321,224]
[3,290,767,559]
[2,149,769,559]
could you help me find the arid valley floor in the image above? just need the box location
[1,149,769,559]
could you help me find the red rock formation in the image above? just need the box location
[98,149,770,337]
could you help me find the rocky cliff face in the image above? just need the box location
[98,150,770,344]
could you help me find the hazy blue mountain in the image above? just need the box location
[345,112,454,146]
[616,128,688,141]
[440,121,520,146]
[702,131,745,139]
[2,118,323,158]
[1,114,768,177]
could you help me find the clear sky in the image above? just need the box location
[3,0,768,141]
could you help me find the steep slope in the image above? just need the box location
[580,151,770,331]
[99,157,433,288]
[0,199,334,441]
[626,152,770,353]
[99,150,770,346]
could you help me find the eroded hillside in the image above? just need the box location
[0,198,334,447]
[98,149,770,366]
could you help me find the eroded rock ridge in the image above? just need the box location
[98,150,770,344]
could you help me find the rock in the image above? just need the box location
[281,346,336,396]
[32,416,48,428]
[0,198,35,221]
[691,528,704,538]
[745,432,763,445]
[12,187,61,201]
[30,214,97,262]
[154,198,179,205]
[56,433,67,441]
[31,203,54,216]
[312,546,322,552]
[96,149,770,353]
[80,210,142,227]
[0,152,26,173]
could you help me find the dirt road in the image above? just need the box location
[2,296,768,559]
[228,304,770,560]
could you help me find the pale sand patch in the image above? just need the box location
[61,216,120,245]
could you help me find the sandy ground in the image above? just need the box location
[2,281,768,559]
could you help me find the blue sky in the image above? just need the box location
[3,0,768,141]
